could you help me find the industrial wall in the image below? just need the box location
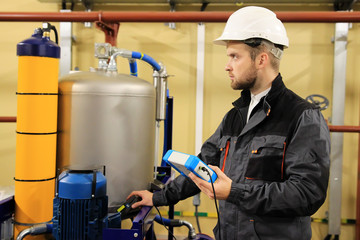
[0,0,359,239]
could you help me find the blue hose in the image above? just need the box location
[154,215,183,227]
[45,223,53,233]
[154,214,172,225]
[129,60,138,76]
[131,51,161,71]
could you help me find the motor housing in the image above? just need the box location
[52,168,108,240]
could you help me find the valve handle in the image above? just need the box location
[305,94,329,111]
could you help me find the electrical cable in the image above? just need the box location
[61,0,66,10]
[201,167,221,240]
[154,205,177,240]
[195,205,201,233]
[42,22,59,45]
[50,25,59,44]
[70,0,75,11]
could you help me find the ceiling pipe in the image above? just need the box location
[0,11,360,22]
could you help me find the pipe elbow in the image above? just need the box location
[16,228,31,240]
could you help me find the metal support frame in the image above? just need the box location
[192,22,205,230]
[60,9,72,77]
[95,21,120,47]
[163,97,175,240]
[195,22,205,156]
[102,166,173,240]
[103,206,154,239]
[328,21,349,237]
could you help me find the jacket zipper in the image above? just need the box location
[221,140,230,172]
[281,141,286,180]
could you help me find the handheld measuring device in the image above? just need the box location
[163,150,217,183]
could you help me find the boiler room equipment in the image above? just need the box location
[56,43,168,211]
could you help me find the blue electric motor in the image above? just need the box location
[52,167,108,240]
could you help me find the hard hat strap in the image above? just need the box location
[244,38,262,48]
[244,38,284,60]
[270,47,283,60]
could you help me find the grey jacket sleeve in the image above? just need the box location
[152,119,225,206]
[152,174,201,206]
[227,109,330,216]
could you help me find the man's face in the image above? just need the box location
[225,42,257,90]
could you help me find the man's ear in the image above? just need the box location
[257,52,269,69]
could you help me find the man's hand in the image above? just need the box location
[127,190,154,208]
[188,165,232,200]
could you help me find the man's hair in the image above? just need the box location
[244,39,281,71]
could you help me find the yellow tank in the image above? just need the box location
[14,28,60,239]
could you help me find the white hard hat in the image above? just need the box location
[214,6,289,48]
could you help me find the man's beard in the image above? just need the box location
[231,65,257,90]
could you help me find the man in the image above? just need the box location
[128,6,330,240]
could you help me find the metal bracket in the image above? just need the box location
[60,10,73,76]
[95,21,120,47]
[166,0,176,29]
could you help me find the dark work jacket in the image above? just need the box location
[153,74,331,240]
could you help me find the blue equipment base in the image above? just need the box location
[103,206,154,239]
[0,195,14,239]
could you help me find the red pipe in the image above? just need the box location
[0,11,360,23]
[0,11,227,22]
[276,11,360,22]
[0,117,16,122]
[329,125,360,133]
[2,115,360,133]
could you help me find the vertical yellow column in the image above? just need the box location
[14,29,60,239]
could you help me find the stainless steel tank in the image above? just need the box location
[57,71,155,209]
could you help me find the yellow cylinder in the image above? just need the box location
[15,29,60,239]
[15,134,56,180]
[14,180,55,239]
[14,180,55,223]
[16,94,58,133]
[17,56,58,93]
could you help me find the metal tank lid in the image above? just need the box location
[59,71,155,97]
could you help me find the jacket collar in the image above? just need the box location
[232,73,285,109]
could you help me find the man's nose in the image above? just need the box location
[225,63,231,72]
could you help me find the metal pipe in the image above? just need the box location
[16,224,52,240]
[180,219,197,239]
[328,125,360,133]
[0,117,16,122]
[16,228,31,240]
[1,11,360,23]
[1,116,360,132]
